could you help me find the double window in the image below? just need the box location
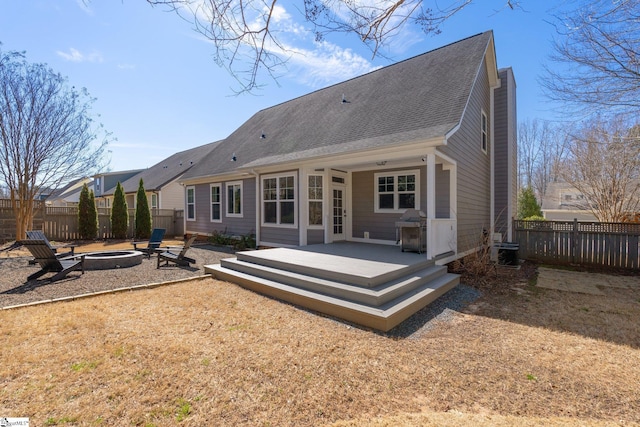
[374,170,420,212]
[262,174,296,226]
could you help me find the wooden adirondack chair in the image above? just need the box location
[157,234,198,268]
[20,240,84,282]
[132,228,166,258]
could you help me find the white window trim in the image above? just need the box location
[481,109,488,154]
[374,170,421,213]
[226,181,243,218]
[210,183,222,223]
[186,185,196,221]
[261,173,297,228]
[307,174,323,229]
[151,193,158,210]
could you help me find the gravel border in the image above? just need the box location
[384,284,482,339]
[0,244,235,309]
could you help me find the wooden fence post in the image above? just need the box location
[572,218,578,265]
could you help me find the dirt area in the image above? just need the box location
[0,244,639,426]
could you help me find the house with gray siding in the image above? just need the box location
[181,31,517,263]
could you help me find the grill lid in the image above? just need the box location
[398,209,426,222]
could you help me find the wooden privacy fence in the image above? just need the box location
[0,199,184,241]
[514,219,640,270]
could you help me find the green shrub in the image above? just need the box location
[517,187,542,219]
[209,230,256,250]
[111,182,128,239]
[77,183,98,240]
[523,215,546,221]
[135,179,152,239]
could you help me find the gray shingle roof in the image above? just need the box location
[104,141,220,195]
[183,31,493,180]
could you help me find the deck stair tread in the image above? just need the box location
[208,262,459,331]
[235,248,434,288]
[218,257,447,307]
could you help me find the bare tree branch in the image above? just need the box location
[0,46,110,239]
[147,0,520,93]
[542,0,640,116]
[560,116,640,222]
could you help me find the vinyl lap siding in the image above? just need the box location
[307,229,325,245]
[494,70,509,236]
[159,181,186,210]
[440,57,493,253]
[261,227,299,246]
[186,177,257,238]
[352,167,427,241]
[494,68,517,240]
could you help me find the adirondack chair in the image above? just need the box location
[157,234,198,268]
[20,240,84,282]
[25,230,77,265]
[132,228,166,258]
[26,230,77,256]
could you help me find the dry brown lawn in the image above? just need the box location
[0,257,639,426]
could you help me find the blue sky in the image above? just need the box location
[1,0,560,172]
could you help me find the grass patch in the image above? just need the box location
[175,398,191,422]
[70,361,98,372]
[45,416,78,425]
[1,271,639,426]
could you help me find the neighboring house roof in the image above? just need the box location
[102,141,220,196]
[44,177,94,204]
[182,31,496,181]
[46,177,89,201]
[94,169,145,178]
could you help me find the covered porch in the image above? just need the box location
[296,147,458,261]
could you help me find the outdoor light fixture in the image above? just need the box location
[231,153,237,162]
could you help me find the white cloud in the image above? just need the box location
[286,42,380,87]
[56,48,104,63]
[187,0,419,87]
[245,4,379,86]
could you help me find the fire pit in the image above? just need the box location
[68,250,143,270]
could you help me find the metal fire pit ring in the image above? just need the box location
[67,250,144,270]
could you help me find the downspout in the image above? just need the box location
[250,169,260,247]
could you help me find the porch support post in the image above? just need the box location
[426,153,436,259]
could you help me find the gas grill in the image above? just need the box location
[395,209,427,253]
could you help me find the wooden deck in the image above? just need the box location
[205,242,459,332]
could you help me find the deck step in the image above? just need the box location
[206,260,459,332]
[219,257,446,307]
[235,248,434,288]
